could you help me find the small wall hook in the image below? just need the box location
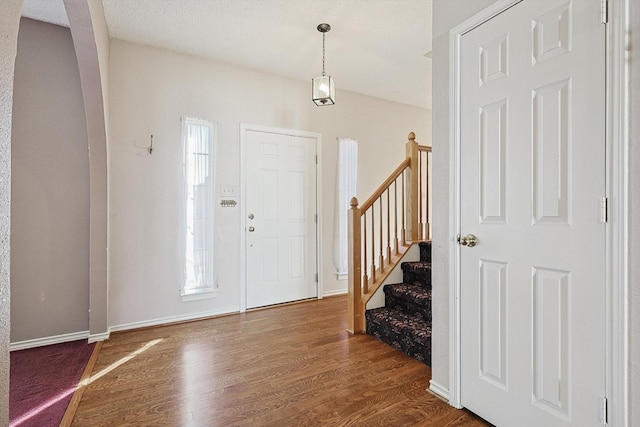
[149,135,154,155]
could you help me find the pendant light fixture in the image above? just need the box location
[312,23,335,106]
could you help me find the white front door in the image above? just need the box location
[245,129,318,309]
[459,1,606,426]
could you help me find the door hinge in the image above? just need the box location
[600,196,608,223]
[314,273,318,283]
[601,396,608,424]
[315,155,318,164]
[314,213,318,223]
[601,0,608,24]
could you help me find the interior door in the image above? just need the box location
[245,130,318,309]
[459,1,606,426]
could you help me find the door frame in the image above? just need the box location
[239,123,323,312]
[446,1,630,426]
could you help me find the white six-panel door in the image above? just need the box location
[245,130,318,309]
[459,1,606,426]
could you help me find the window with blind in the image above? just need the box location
[182,117,216,296]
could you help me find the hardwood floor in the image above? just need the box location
[71,296,491,426]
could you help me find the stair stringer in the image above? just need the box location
[365,243,420,310]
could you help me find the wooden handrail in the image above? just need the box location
[348,132,432,334]
[359,158,410,212]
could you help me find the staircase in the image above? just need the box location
[347,132,432,364]
[365,241,432,365]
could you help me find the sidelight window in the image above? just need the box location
[333,138,358,279]
[182,117,216,296]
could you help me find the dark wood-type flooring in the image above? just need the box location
[71,295,491,426]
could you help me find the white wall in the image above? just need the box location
[11,18,89,342]
[430,0,496,393]
[108,39,430,329]
[629,2,640,424]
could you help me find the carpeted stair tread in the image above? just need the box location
[401,261,432,275]
[418,241,432,263]
[401,260,432,289]
[365,241,433,365]
[384,283,432,322]
[384,283,432,307]
[365,307,432,365]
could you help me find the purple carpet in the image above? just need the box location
[10,340,96,427]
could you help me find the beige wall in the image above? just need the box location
[64,0,110,339]
[10,18,90,342]
[108,39,430,328]
[1,1,22,423]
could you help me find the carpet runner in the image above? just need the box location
[366,241,433,365]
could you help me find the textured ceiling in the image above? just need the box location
[21,0,69,28]
[22,0,432,109]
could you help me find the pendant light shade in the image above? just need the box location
[312,75,335,106]
[312,23,335,106]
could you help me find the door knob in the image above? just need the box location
[248,226,255,232]
[248,214,254,220]
[457,234,478,247]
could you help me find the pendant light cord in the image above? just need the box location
[322,32,326,76]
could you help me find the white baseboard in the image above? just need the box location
[322,289,347,297]
[88,331,110,343]
[10,330,90,351]
[109,306,240,333]
[429,380,450,402]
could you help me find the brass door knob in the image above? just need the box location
[457,234,478,247]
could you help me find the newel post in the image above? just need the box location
[348,197,365,334]
[406,132,419,241]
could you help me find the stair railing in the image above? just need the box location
[418,144,432,240]
[348,132,431,333]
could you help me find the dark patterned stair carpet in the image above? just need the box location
[384,283,432,322]
[365,241,432,365]
[419,241,432,263]
[401,262,432,289]
[366,307,432,365]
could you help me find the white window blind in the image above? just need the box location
[182,117,216,296]
[333,138,358,278]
